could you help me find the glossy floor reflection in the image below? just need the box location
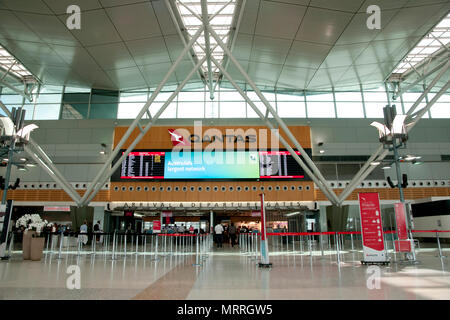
[0,245,449,300]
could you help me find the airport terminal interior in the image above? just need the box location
[0,0,450,300]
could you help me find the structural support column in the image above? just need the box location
[80,27,205,206]
[206,26,339,205]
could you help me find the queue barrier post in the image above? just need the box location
[193,234,202,267]
[56,232,64,260]
[335,232,341,264]
[320,234,324,256]
[350,233,354,251]
[111,231,117,260]
[436,231,447,258]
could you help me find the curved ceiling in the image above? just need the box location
[0,0,448,91]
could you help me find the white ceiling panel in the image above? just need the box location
[277,65,316,90]
[295,7,353,45]
[311,0,365,12]
[231,33,253,61]
[106,3,162,41]
[2,40,67,67]
[163,34,190,62]
[247,61,283,86]
[59,9,122,46]
[285,41,331,69]
[255,1,306,40]
[139,62,178,87]
[49,44,101,70]
[358,0,409,12]
[321,43,369,68]
[127,37,171,66]
[106,66,147,89]
[374,4,447,41]
[99,0,144,7]
[250,36,291,64]
[2,0,53,14]
[86,42,136,70]
[237,0,260,34]
[16,12,79,46]
[335,9,399,45]
[43,0,102,14]
[0,10,42,42]
[151,0,178,36]
[306,66,349,89]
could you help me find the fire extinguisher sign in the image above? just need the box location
[358,193,387,263]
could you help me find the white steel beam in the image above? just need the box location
[337,74,450,204]
[207,25,340,205]
[24,146,82,206]
[405,59,450,119]
[82,55,208,206]
[79,26,204,205]
[163,0,208,90]
[210,55,340,205]
[201,0,215,101]
[0,101,82,205]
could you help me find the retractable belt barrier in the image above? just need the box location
[7,230,448,262]
[8,231,212,261]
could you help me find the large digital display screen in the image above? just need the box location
[259,151,305,179]
[114,150,309,181]
[164,151,259,179]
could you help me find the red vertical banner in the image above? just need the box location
[260,194,265,240]
[153,220,161,233]
[358,192,387,262]
[394,202,408,240]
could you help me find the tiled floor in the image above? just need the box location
[0,244,449,300]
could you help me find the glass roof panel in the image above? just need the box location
[0,44,36,82]
[393,13,450,75]
[176,0,238,77]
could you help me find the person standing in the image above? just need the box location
[79,220,88,245]
[214,223,224,248]
[93,220,101,243]
[229,223,237,247]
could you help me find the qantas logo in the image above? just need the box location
[168,129,189,146]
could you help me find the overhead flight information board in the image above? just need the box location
[114,150,309,181]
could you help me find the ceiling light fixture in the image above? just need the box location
[370,161,381,166]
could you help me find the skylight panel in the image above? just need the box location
[175,0,238,77]
[393,13,450,75]
[0,44,35,81]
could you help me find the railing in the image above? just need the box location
[238,230,450,262]
[6,231,212,261]
[5,229,449,263]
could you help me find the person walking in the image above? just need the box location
[229,223,237,247]
[214,223,224,248]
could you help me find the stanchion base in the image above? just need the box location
[258,262,273,268]
[361,260,390,266]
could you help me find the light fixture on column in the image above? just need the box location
[318,142,324,154]
[99,143,107,155]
